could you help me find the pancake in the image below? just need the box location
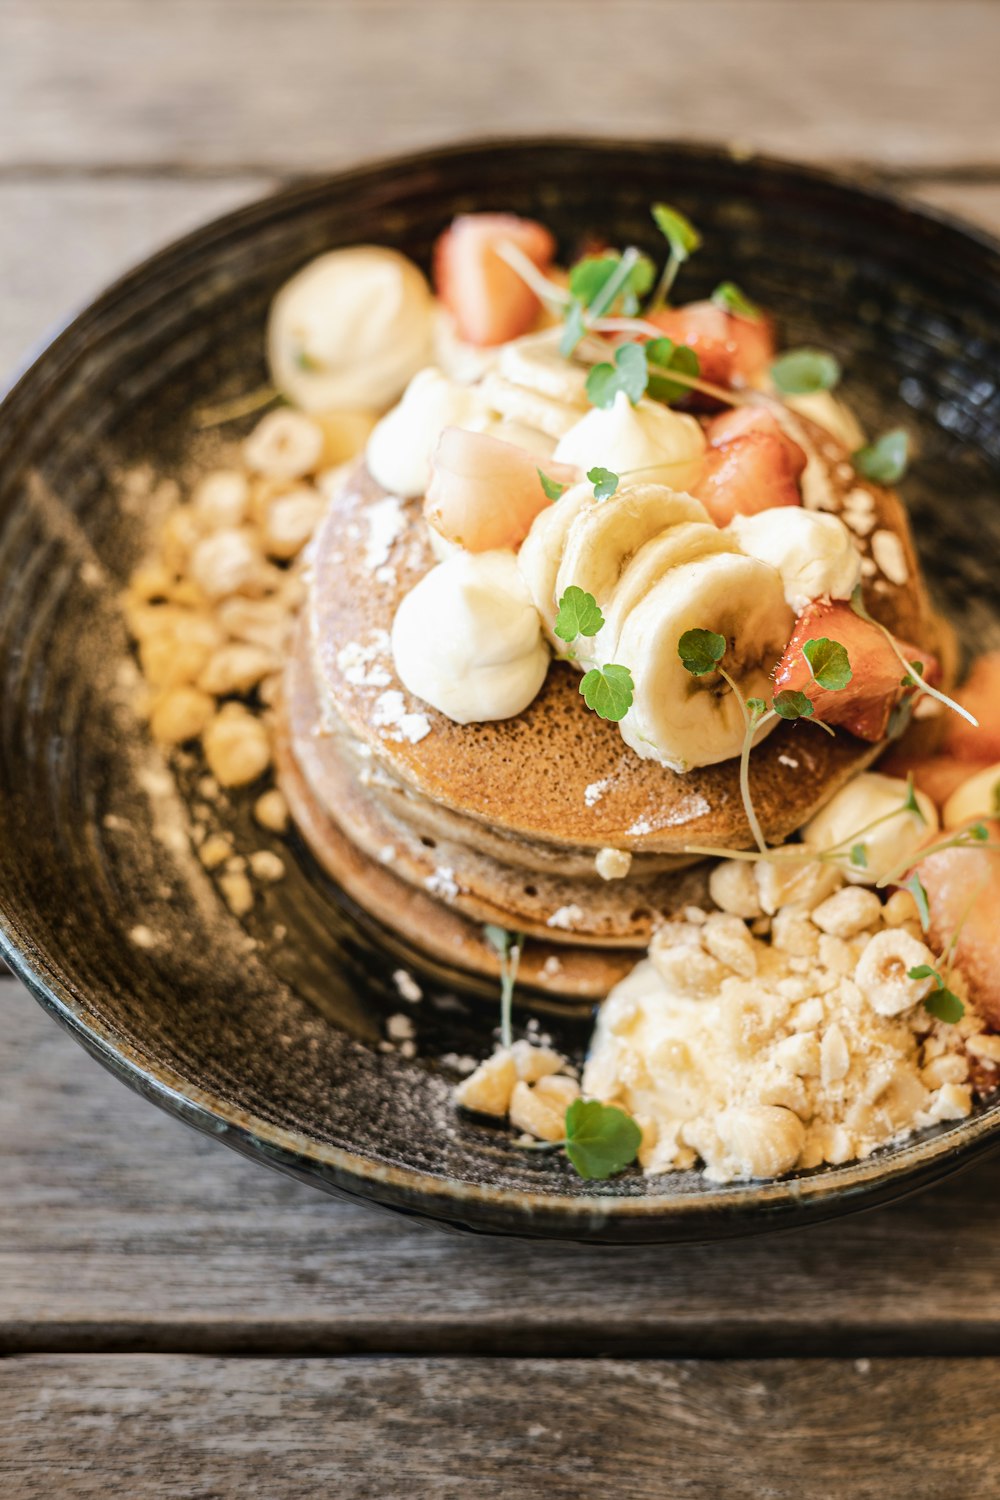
[306,418,941,857]
[283,613,712,947]
[274,703,638,999]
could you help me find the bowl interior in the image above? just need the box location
[2,139,999,1242]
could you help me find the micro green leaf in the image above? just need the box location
[902,872,931,932]
[483,924,510,958]
[902,660,925,688]
[587,466,619,501]
[678,628,726,676]
[908,964,941,983]
[901,774,926,823]
[747,696,769,723]
[651,203,702,263]
[569,255,620,306]
[564,1098,642,1180]
[771,348,842,396]
[968,821,989,842]
[802,637,853,691]
[993,780,1000,817]
[924,987,965,1024]
[555,586,605,642]
[646,338,701,404]
[772,689,815,721]
[850,842,869,870]
[711,280,762,319]
[585,342,649,409]
[537,468,566,502]
[579,663,634,722]
[853,429,909,485]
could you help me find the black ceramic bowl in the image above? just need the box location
[2,139,1000,1244]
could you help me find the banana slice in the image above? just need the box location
[592,520,739,663]
[498,329,590,406]
[616,551,793,772]
[517,480,598,633]
[554,485,707,649]
[480,372,583,440]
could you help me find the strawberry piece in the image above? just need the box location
[433,213,556,347]
[772,599,931,742]
[707,406,808,476]
[879,751,993,812]
[918,827,1000,1028]
[692,432,803,526]
[944,650,1000,761]
[425,427,576,553]
[646,301,776,388]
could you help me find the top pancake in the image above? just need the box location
[307,420,940,855]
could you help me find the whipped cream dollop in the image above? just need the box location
[553,391,706,490]
[729,507,862,614]
[391,550,549,723]
[268,247,434,412]
[366,368,492,498]
[802,773,938,886]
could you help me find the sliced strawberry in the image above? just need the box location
[944,650,1000,761]
[425,427,576,552]
[433,213,556,347]
[918,827,1000,1028]
[646,301,776,389]
[692,432,803,526]
[772,599,931,742]
[879,751,993,812]
[707,406,807,477]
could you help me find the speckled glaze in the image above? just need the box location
[1,140,999,1243]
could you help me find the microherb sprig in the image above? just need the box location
[649,202,702,311]
[849,586,978,728]
[770,348,842,396]
[563,1098,642,1180]
[874,820,994,892]
[561,249,656,355]
[483,924,522,1051]
[854,429,909,485]
[587,466,619,500]
[821,773,926,876]
[555,587,635,723]
[537,468,567,502]
[711,281,762,319]
[909,964,965,1025]
[585,342,649,408]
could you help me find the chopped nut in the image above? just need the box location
[715,1104,805,1179]
[755,855,842,916]
[928,1082,972,1121]
[218,869,254,917]
[249,849,286,883]
[243,409,324,480]
[855,928,936,1016]
[921,1054,968,1088]
[871,528,909,586]
[509,1075,580,1142]
[198,643,280,697]
[149,686,215,745]
[651,941,728,997]
[811,887,883,940]
[966,1033,1000,1064]
[455,1050,517,1117]
[702,912,758,978]
[820,1022,851,1085]
[189,528,265,601]
[882,889,920,928]
[199,833,232,870]
[254,788,289,833]
[771,908,819,959]
[709,860,763,919]
[262,486,326,560]
[191,469,250,529]
[216,596,293,653]
[202,703,271,787]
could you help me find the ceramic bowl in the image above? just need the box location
[2,139,999,1242]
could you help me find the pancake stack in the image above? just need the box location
[276,418,946,998]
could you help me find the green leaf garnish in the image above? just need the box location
[853,429,909,485]
[651,203,702,263]
[772,689,815,721]
[902,872,931,931]
[771,348,842,396]
[585,342,648,409]
[537,468,566,502]
[646,337,700,404]
[569,254,655,316]
[483,924,510,958]
[850,842,869,869]
[555,586,605,642]
[802,637,853,692]
[678,628,726,676]
[587,466,619,501]
[579,663,634,722]
[711,281,762,319]
[992,780,1000,817]
[564,1098,642,1180]
[901,774,926,823]
[969,821,989,841]
[482,925,521,1051]
[924,987,965,1024]
[902,660,925,688]
[747,696,768,722]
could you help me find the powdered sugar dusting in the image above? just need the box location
[584,778,609,807]
[363,496,406,572]
[372,689,432,744]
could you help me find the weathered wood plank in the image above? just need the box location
[2,1355,998,1498]
[2,1,1000,174]
[4,980,1000,1356]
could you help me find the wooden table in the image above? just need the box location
[3,4,1000,1493]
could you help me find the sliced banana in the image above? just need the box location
[479,372,583,440]
[615,551,793,772]
[554,485,707,650]
[517,480,598,633]
[498,329,590,406]
[592,520,739,663]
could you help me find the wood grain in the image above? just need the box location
[2,1,1000,174]
[4,979,1000,1357]
[2,1355,999,1498]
